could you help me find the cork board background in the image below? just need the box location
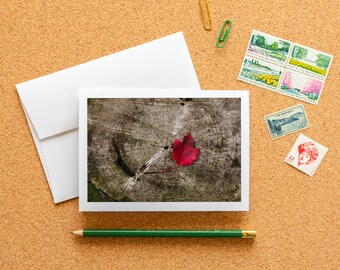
[1,0,339,269]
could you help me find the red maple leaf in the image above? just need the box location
[172,132,200,166]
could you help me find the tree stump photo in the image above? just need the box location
[87,97,241,202]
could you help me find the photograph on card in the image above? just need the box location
[87,97,243,203]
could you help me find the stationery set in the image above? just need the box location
[15,5,333,237]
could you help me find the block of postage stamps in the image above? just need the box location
[238,30,333,105]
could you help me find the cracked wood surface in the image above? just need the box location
[88,98,241,202]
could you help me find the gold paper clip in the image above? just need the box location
[199,0,212,30]
[216,20,232,48]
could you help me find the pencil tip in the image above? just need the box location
[72,230,83,236]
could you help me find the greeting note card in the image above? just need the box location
[238,30,333,105]
[79,89,249,212]
[284,134,328,176]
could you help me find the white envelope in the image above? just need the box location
[16,32,200,203]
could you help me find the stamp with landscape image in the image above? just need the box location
[238,55,283,91]
[247,30,291,63]
[288,44,333,77]
[279,70,325,105]
[265,104,310,140]
[240,30,332,104]
[79,89,249,211]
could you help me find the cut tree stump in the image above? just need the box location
[88,98,241,202]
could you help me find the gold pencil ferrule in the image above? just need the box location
[242,230,256,238]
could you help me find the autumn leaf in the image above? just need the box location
[172,132,200,166]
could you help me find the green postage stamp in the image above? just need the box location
[264,104,310,140]
[238,30,333,105]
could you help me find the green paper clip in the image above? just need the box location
[216,20,232,48]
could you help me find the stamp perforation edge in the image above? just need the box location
[240,53,328,83]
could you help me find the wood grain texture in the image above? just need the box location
[88,98,241,202]
[0,0,339,269]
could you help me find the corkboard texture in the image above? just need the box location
[0,1,339,269]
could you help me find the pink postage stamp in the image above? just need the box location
[284,134,328,176]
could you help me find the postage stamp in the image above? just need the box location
[279,70,325,105]
[265,104,310,140]
[247,30,292,63]
[238,55,283,91]
[239,30,333,105]
[284,134,328,177]
[288,44,333,77]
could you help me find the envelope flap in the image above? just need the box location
[16,32,199,140]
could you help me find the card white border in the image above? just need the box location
[79,89,249,212]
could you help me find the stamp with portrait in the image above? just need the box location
[284,134,328,176]
[265,104,310,140]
